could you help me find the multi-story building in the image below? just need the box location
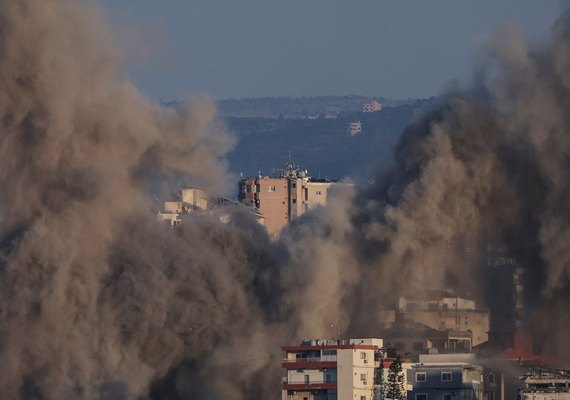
[397,292,490,346]
[485,252,525,350]
[518,368,570,400]
[407,353,485,400]
[362,101,382,113]
[238,165,340,237]
[383,322,474,358]
[281,338,383,400]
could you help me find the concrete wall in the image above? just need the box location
[337,348,376,400]
[181,187,208,210]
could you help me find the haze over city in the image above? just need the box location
[102,0,561,100]
[0,1,567,400]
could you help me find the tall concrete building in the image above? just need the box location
[485,251,525,350]
[238,164,340,237]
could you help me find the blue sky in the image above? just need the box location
[100,1,562,101]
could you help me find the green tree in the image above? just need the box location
[385,355,405,400]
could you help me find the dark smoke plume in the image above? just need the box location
[1,0,570,399]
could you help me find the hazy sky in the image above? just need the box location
[100,1,562,101]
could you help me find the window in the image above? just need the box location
[316,190,322,195]
[360,373,367,381]
[325,374,333,383]
[416,372,426,382]
[361,396,367,400]
[415,394,428,400]
[360,352,367,360]
[441,372,452,382]
[443,395,452,400]
[292,183,296,188]
[268,185,276,192]
[292,198,297,204]
[304,375,309,384]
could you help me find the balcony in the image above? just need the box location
[282,380,337,391]
[282,357,337,370]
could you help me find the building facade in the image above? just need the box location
[518,369,570,400]
[238,165,340,237]
[397,294,490,346]
[281,338,384,400]
[407,355,485,400]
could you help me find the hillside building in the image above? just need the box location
[348,121,362,135]
[362,101,382,113]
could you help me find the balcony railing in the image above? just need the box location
[284,380,337,385]
[283,356,337,363]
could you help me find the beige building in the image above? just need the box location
[158,187,208,227]
[239,165,340,237]
[397,293,490,346]
[362,101,382,113]
[158,187,264,227]
[281,338,384,400]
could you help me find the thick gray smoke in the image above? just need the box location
[1,0,570,399]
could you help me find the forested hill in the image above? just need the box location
[216,95,415,118]
[224,98,435,181]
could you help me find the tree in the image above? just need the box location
[384,355,405,400]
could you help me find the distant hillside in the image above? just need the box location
[225,98,435,181]
[216,95,417,118]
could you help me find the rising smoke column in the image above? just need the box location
[0,0,286,399]
[280,9,570,361]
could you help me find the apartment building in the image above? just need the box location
[407,354,485,400]
[281,338,383,400]
[239,165,340,237]
[397,292,490,346]
[519,368,570,400]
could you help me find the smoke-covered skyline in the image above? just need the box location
[0,0,570,399]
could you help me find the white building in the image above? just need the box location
[281,338,384,400]
[348,121,362,136]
